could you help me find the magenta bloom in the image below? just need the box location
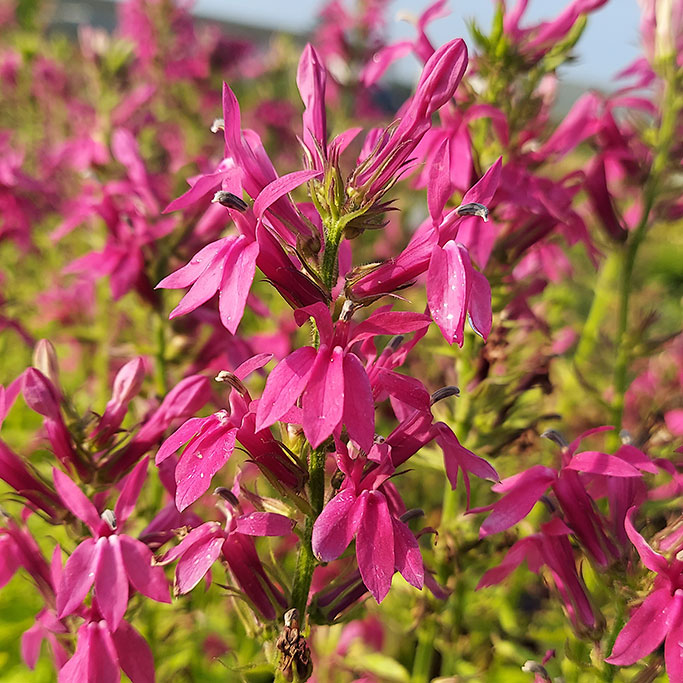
[159,508,293,619]
[54,461,170,630]
[155,409,238,512]
[312,448,424,603]
[255,303,431,450]
[606,507,683,679]
[59,616,154,683]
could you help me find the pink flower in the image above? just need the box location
[54,461,170,630]
[478,517,603,637]
[312,447,424,603]
[59,616,154,683]
[606,507,683,679]
[255,303,431,450]
[155,410,238,512]
[158,503,293,620]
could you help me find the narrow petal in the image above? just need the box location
[342,353,375,452]
[392,519,424,589]
[155,417,206,465]
[565,451,642,477]
[235,512,295,537]
[168,240,233,319]
[356,492,395,603]
[119,535,171,603]
[461,156,502,208]
[94,537,128,630]
[478,465,556,537]
[255,346,317,431]
[175,426,238,512]
[606,587,673,665]
[174,534,224,594]
[302,345,345,449]
[156,238,230,289]
[112,620,155,683]
[57,538,97,618]
[350,311,431,344]
[428,138,452,224]
[218,237,259,333]
[664,592,683,682]
[252,169,322,219]
[468,270,492,341]
[52,468,101,534]
[477,537,541,588]
[427,241,472,347]
[312,489,361,562]
[624,506,669,574]
[114,456,148,525]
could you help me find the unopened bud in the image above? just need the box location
[32,340,60,389]
[212,191,248,211]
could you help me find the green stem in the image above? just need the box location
[411,620,437,683]
[611,58,679,433]
[574,251,620,365]
[290,448,327,621]
[321,220,343,292]
[153,306,168,396]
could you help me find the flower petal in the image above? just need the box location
[112,620,155,683]
[624,506,669,574]
[94,537,128,630]
[174,534,224,594]
[119,535,171,603]
[392,518,424,589]
[155,417,206,465]
[342,353,375,452]
[57,538,97,619]
[312,489,361,562]
[175,426,238,512]
[235,512,295,537]
[255,346,317,431]
[606,587,673,665]
[427,241,472,347]
[356,492,394,603]
[302,345,345,449]
[218,237,259,334]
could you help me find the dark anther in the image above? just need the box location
[214,370,248,395]
[455,201,489,222]
[541,429,569,449]
[400,508,425,523]
[430,386,460,406]
[212,191,248,212]
[386,335,404,352]
[214,487,239,508]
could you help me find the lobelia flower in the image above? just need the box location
[472,427,657,568]
[103,373,212,479]
[606,507,683,679]
[348,158,501,346]
[155,353,305,511]
[311,445,424,603]
[92,357,146,445]
[158,170,322,333]
[255,302,431,451]
[55,459,170,630]
[58,611,154,683]
[477,517,604,638]
[157,493,293,620]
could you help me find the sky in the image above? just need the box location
[190,0,644,89]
